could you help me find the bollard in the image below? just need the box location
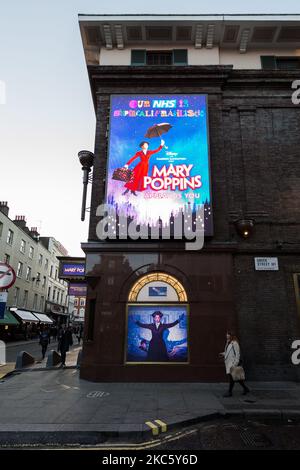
[46,350,62,368]
[15,351,35,369]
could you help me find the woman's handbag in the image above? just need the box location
[112,167,133,182]
[230,365,245,382]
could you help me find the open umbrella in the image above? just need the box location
[145,123,172,149]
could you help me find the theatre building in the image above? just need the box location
[78,14,300,382]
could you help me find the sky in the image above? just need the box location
[1,0,300,255]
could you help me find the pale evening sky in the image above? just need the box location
[1,0,300,255]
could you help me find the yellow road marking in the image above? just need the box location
[3,428,198,451]
[154,419,167,433]
[145,421,159,436]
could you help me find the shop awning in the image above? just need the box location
[32,313,53,324]
[0,309,20,326]
[11,310,40,323]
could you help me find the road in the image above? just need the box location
[149,418,300,450]
[4,336,81,363]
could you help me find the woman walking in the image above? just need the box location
[220,331,250,397]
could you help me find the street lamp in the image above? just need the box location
[78,150,94,221]
[235,219,255,239]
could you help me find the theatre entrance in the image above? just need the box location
[80,253,236,382]
[125,272,189,364]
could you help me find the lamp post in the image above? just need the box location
[78,151,94,221]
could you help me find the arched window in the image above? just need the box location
[128,272,187,302]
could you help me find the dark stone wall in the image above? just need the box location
[81,66,300,382]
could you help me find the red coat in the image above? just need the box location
[125,145,163,191]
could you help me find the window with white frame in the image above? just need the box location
[7,229,14,245]
[25,266,31,281]
[20,239,26,253]
[13,287,20,305]
[17,262,23,278]
[33,294,38,310]
[22,290,28,308]
[40,296,45,311]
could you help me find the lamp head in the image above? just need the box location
[78,150,94,170]
[235,219,255,239]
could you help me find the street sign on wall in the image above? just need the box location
[254,257,279,271]
[0,263,16,289]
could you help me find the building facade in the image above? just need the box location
[0,202,69,318]
[78,15,300,382]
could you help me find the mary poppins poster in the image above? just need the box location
[126,304,189,364]
[106,94,213,236]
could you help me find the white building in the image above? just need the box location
[0,202,69,319]
[79,14,300,69]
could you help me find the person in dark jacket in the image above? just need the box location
[57,325,73,367]
[39,325,50,359]
[136,311,184,362]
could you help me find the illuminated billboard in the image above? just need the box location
[68,284,87,296]
[126,304,189,364]
[106,94,212,236]
[62,264,85,277]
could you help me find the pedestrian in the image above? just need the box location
[52,325,58,342]
[77,324,83,345]
[220,331,250,397]
[39,325,50,360]
[57,325,73,367]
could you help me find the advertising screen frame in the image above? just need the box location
[105,93,213,239]
[125,302,190,365]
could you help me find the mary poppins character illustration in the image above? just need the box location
[122,140,164,195]
[135,311,184,362]
[122,122,172,196]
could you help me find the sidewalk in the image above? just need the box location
[0,363,15,379]
[5,338,42,348]
[0,367,299,446]
[0,346,80,378]
[31,347,81,370]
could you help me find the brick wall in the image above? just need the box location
[82,66,300,381]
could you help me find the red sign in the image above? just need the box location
[0,263,16,289]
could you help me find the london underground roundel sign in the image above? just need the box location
[0,263,16,289]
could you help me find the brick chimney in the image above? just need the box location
[14,215,27,229]
[0,201,9,217]
[30,227,40,241]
